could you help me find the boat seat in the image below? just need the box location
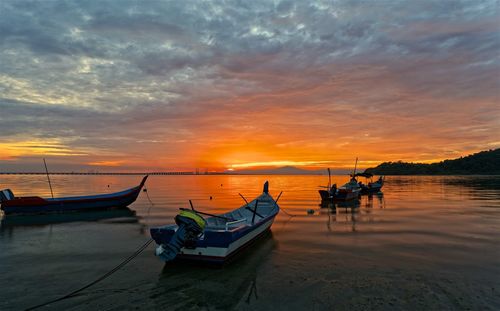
[214,217,227,226]
[0,189,15,202]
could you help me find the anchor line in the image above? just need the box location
[144,187,155,224]
[26,238,154,311]
[279,207,297,217]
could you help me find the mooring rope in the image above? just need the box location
[270,192,297,217]
[25,238,154,310]
[280,207,297,217]
[143,187,155,225]
[144,188,155,210]
[26,182,158,310]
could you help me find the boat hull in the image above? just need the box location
[318,190,331,201]
[360,177,384,194]
[320,189,360,202]
[334,188,361,201]
[150,212,278,264]
[178,216,275,263]
[1,176,147,215]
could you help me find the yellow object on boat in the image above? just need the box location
[178,209,206,230]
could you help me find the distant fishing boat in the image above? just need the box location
[150,181,280,264]
[335,177,362,201]
[0,176,147,216]
[355,173,384,194]
[319,159,362,202]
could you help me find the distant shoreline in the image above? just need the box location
[0,172,324,176]
[1,172,498,176]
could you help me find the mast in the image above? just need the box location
[327,168,331,189]
[352,157,358,177]
[43,158,54,198]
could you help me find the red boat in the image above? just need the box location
[0,176,147,216]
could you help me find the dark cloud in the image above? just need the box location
[0,0,498,169]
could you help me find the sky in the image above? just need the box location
[0,0,499,172]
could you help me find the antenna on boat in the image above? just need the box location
[43,158,54,198]
[275,191,283,203]
[238,193,250,206]
[352,157,358,177]
[327,168,331,189]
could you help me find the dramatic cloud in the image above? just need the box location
[0,0,498,171]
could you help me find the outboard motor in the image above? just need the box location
[155,209,206,262]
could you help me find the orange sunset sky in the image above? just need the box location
[0,1,499,172]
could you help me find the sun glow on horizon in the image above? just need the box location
[87,160,127,167]
[229,160,335,169]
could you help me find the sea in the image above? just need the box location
[1,175,499,310]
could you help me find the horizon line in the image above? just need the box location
[0,171,337,176]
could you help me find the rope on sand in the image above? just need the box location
[25,238,154,310]
[28,185,159,310]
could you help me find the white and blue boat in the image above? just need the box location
[150,181,280,264]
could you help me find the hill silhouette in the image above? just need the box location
[364,149,500,175]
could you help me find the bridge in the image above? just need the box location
[0,172,198,175]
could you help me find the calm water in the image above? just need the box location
[0,175,499,310]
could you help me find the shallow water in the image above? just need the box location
[0,175,499,310]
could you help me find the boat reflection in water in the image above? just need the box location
[321,193,385,232]
[320,192,384,209]
[0,208,138,229]
[151,231,276,310]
